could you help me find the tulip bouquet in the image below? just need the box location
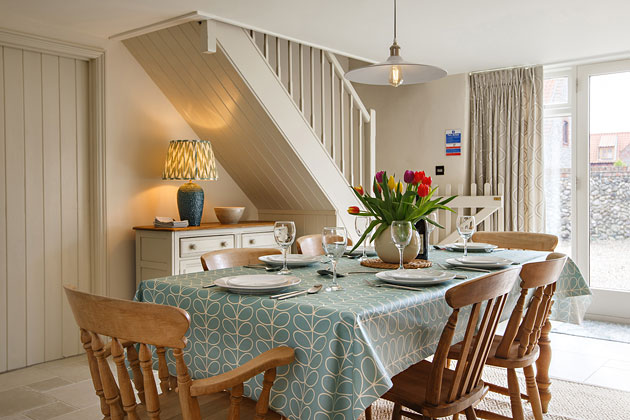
[347,170,455,251]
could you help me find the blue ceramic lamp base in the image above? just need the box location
[177,182,204,226]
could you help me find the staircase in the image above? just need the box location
[123,20,376,238]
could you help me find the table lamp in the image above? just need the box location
[162,139,218,226]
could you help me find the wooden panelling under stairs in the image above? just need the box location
[123,21,367,237]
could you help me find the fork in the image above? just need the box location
[436,263,491,273]
[366,281,426,292]
[244,265,282,272]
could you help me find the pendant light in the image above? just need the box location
[344,0,447,87]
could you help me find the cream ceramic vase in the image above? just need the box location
[374,225,421,263]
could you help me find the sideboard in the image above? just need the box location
[133,221,276,285]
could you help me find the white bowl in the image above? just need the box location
[214,206,245,224]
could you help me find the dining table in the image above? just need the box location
[134,249,591,420]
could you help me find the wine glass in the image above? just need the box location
[391,221,413,270]
[355,216,372,261]
[426,213,438,246]
[273,221,296,275]
[456,216,476,257]
[322,227,347,292]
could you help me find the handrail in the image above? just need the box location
[245,28,376,188]
[325,52,370,121]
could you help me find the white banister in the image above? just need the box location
[325,52,370,121]
[245,28,375,189]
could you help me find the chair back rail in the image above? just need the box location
[427,267,521,406]
[200,247,282,271]
[495,253,567,359]
[296,234,352,256]
[471,231,558,252]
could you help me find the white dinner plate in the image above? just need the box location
[215,275,300,294]
[444,243,497,252]
[446,257,514,269]
[226,275,289,288]
[345,245,377,256]
[259,254,320,267]
[375,270,455,286]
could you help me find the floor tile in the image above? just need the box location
[49,404,102,420]
[23,401,75,420]
[0,387,57,417]
[0,366,56,393]
[585,366,630,392]
[38,363,91,384]
[43,380,98,409]
[603,358,630,370]
[26,377,72,392]
[548,349,608,382]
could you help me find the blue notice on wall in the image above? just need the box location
[446,129,461,156]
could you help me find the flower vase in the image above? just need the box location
[374,225,421,264]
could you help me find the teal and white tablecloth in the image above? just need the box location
[134,250,591,420]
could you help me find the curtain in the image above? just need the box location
[469,66,545,232]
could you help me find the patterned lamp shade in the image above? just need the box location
[162,139,218,180]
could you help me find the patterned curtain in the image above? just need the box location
[469,66,545,232]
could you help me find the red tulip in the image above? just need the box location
[347,206,360,214]
[354,185,364,195]
[413,171,425,184]
[422,176,432,187]
[417,184,430,197]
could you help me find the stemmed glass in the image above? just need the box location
[426,213,438,246]
[391,221,413,270]
[273,221,296,275]
[322,227,347,292]
[456,216,476,257]
[355,216,372,262]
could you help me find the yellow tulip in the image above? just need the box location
[397,182,403,193]
[388,175,396,190]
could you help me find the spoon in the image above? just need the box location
[276,284,323,300]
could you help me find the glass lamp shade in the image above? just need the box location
[162,139,218,226]
[162,139,218,180]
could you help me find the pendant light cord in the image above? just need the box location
[393,0,397,42]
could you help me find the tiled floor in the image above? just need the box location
[0,332,628,419]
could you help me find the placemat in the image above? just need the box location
[360,258,432,269]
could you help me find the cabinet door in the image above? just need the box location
[180,259,204,274]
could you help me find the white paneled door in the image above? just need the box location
[0,45,91,372]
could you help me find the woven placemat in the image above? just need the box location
[360,258,432,269]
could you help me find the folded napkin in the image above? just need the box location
[154,217,188,228]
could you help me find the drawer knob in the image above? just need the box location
[189,244,197,250]
[249,239,255,245]
[221,241,227,248]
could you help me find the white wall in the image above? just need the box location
[105,40,258,299]
[354,73,470,192]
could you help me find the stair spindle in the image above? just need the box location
[299,44,304,112]
[275,37,281,78]
[288,41,293,95]
[310,47,315,127]
[350,96,354,186]
[330,60,335,160]
[320,50,326,146]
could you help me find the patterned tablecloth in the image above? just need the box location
[134,250,591,420]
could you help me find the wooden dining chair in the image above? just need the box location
[365,266,521,420]
[471,232,558,252]
[448,253,567,420]
[296,234,353,256]
[63,285,294,420]
[200,248,281,271]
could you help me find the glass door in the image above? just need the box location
[577,60,630,321]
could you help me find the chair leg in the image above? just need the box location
[392,403,402,420]
[536,320,553,413]
[364,405,372,420]
[523,365,543,420]
[507,368,525,420]
[464,407,478,420]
